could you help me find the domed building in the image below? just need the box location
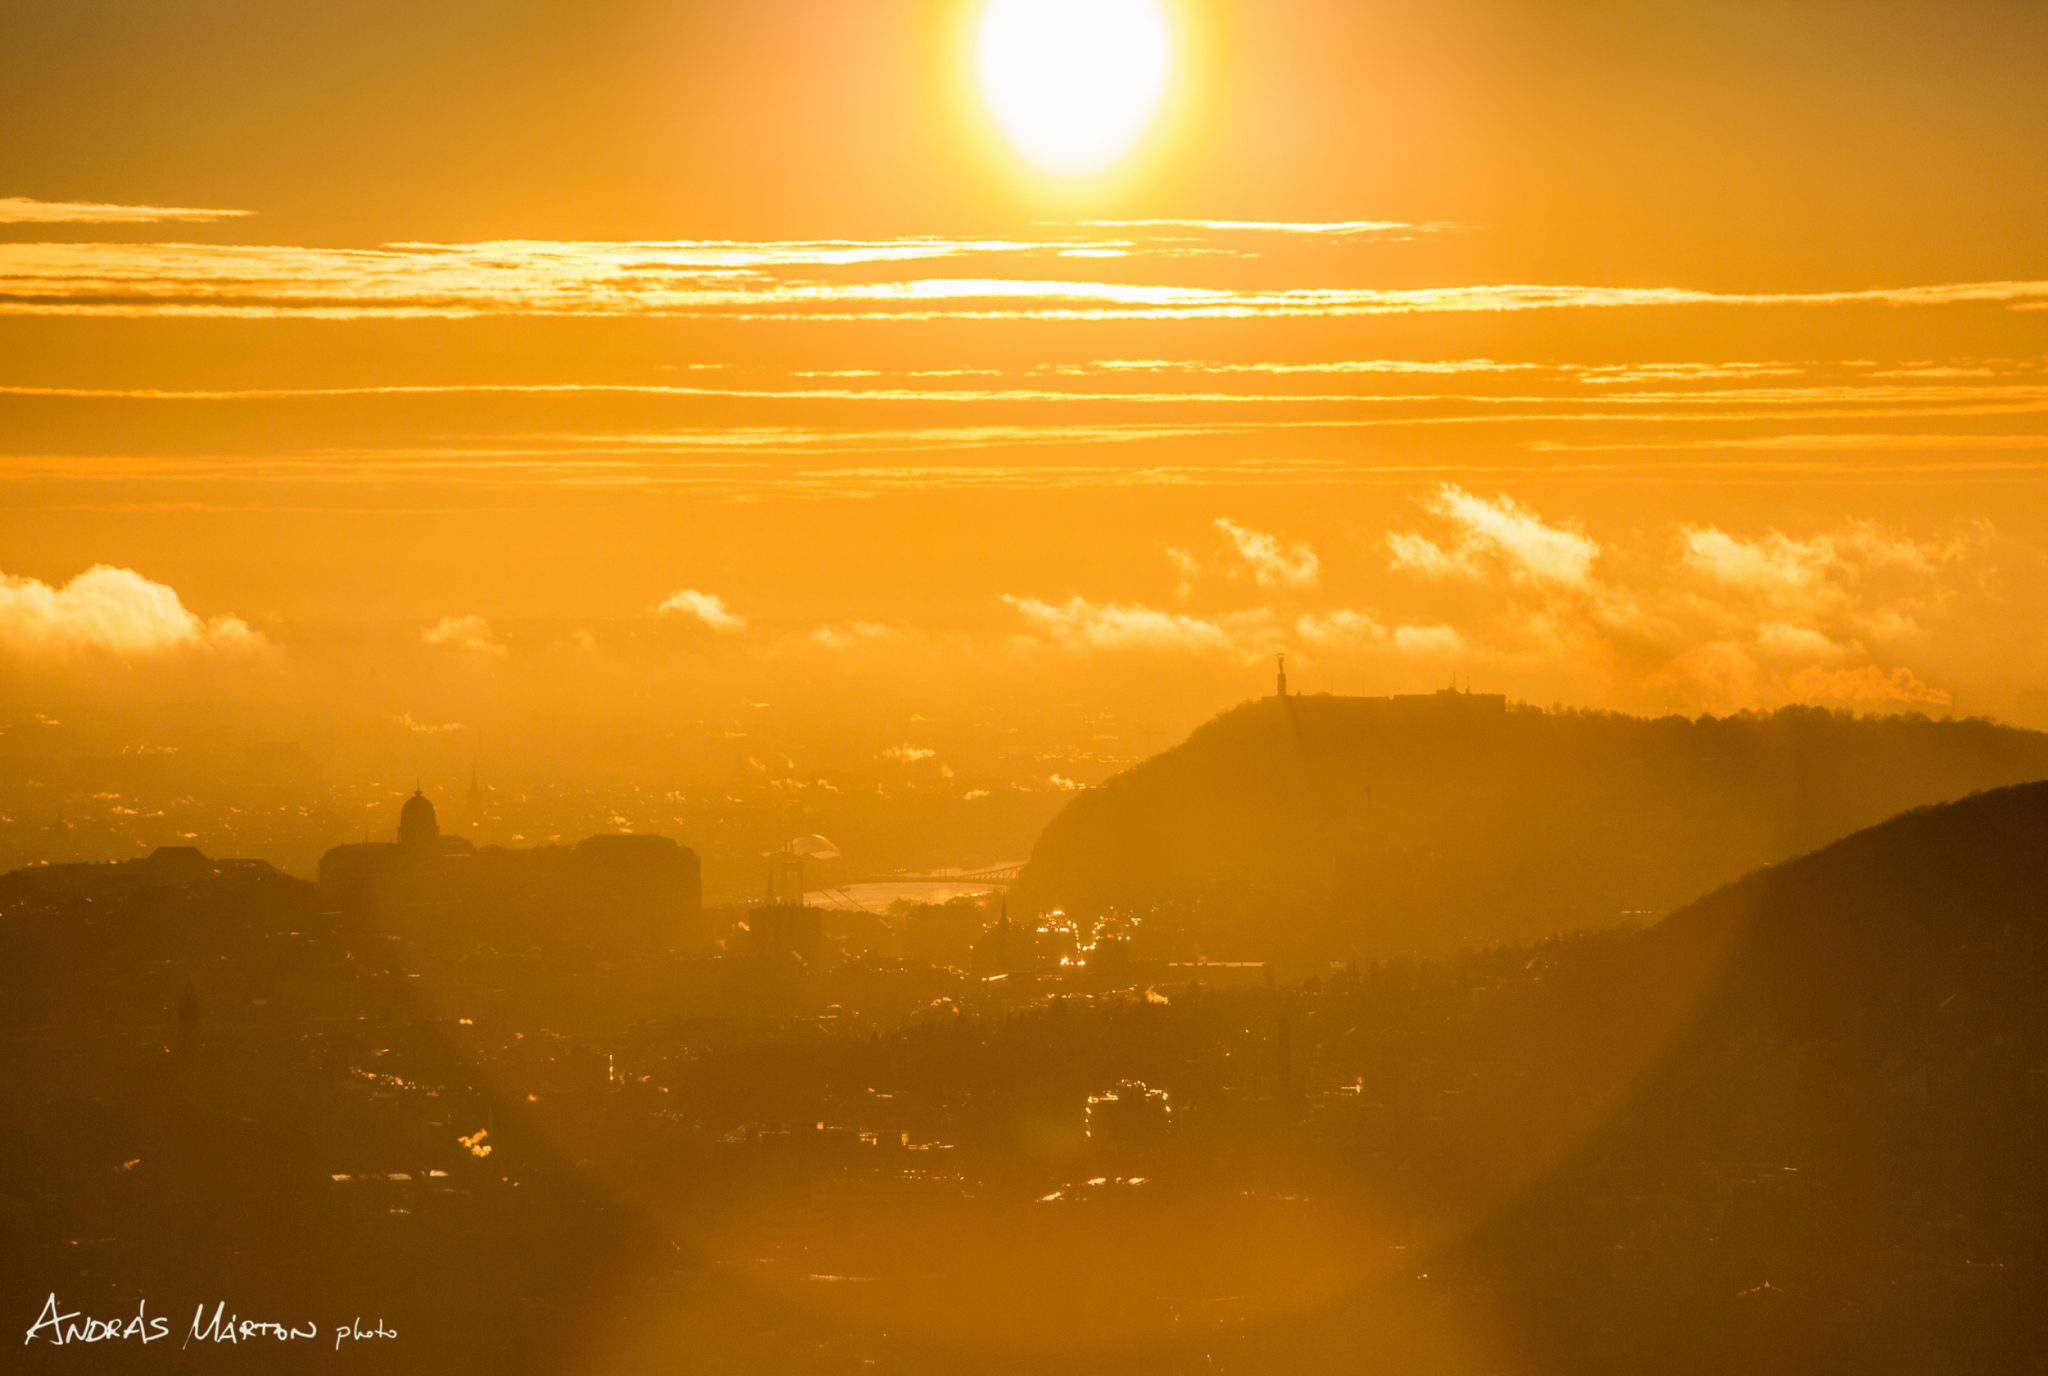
[398,788,440,850]
[318,787,474,909]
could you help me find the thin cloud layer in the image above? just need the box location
[1069,218,1451,237]
[5,227,2048,320]
[0,196,253,225]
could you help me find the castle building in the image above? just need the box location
[318,788,703,951]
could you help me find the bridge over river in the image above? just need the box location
[805,861,1021,913]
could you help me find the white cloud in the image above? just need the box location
[1387,486,1601,589]
[880,744,937,764]
[1294,609,1465,657]
[1002,594,1236,654]
[1214,517,1320,589]
[654,588,745,633]
[397,712,467,734]
[1681,528,1833,599]
[811,620,899,650]
[1392,623,1467,656]
[1678,522,1969,650]
[1754,622,1844,661]
[0,564,259,654]
[1385,531,1480,581]
[1294,608,1384,649]
[1376,486,1979,713]
[1428,485,1601,587]
[421,614,506,656]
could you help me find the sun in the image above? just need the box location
[975,0,1173,177]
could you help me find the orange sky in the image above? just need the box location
[4,0,2048,781]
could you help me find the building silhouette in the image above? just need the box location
[397,787,441,849]
[319,787,703,951]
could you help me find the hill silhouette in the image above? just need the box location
[1014,695,2048,958]
[1442,780,2048,1374]
[1641,776,2048,1040]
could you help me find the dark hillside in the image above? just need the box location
[1016,696,2048,957]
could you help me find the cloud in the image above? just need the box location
[1074,356,1548,378]
[1373,483,1982,714]
[1002,594,1237,654]
[1213,518,1320,589]
[880,744,937,764]
[1537,432,2048,454]
[653,588,745,633]
[0,564,259,654]
[1068,218,1454,238]
[1294,609,1384,650]
[1385,531,1481,581]
[397,712,467,734]
[1753,622,1845,661]
[810,621,901,650]
[1294,609,1465,657]
[1165,547,1202,599]
[421,615,506,655]
[0,196,252,225]
[0,449,1366,504]
[1392,623,1468,656]
[1181,350,1793,385]
[1786,664,1952,708]
[1682,528,1832,599]
[1678,523,1960,636]
[1391,485,1601,588]
[6,229,2048,321]
[1434,485,1601,587]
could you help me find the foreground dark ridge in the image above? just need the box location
[1453,779,2048,1375]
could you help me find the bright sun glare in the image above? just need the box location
[976,0,1172,177]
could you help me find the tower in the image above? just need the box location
[767,845,805,906]
[1276,652,1288,698]
[465,763,487,831]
